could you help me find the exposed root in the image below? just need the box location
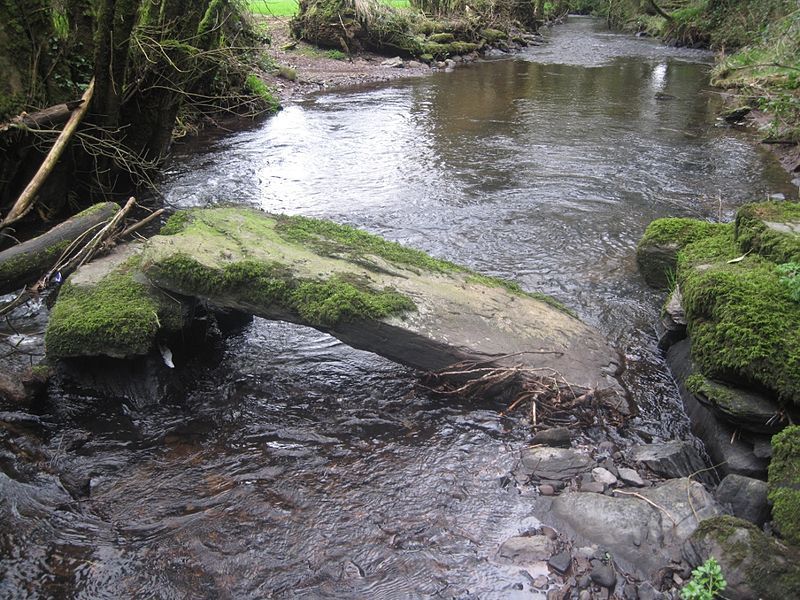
[420,358,628,428]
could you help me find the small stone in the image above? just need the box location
[590,560,617,588]
[540,484,556,496]
[580,481,605,493]
[637,582,658,600]
[381,56,404,68]
[579,590,591,600]
[406,60,424,69]
[623,583,638,600]
[532,427,572,448]
[498,535,555,564]
[575,546,597,560]
[618,467,646,487]
[592,467,618,486]
[577,574,591,589]
[768,193,786,201]
[533,575,548,589]
[598,441,616,453]
[548,551,572,574]
[541,526,558,540]
[673,573,683,586]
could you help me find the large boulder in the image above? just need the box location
[683,516,800,600]
[541,478,721,581]
[45,209,627,408]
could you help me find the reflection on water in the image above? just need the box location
[1,16,795,599]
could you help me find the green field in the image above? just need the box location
[247,0,410,17]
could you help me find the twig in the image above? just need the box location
[613,490,677,527]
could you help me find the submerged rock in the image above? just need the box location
[542,478,721,581]
[683,516,800,600]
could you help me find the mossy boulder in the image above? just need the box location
[735,201,800,265]
[683,515,800,600]
[45,245,186,359]
[636,218,728,288]
[769,425,800,546]
[672,223,800,406]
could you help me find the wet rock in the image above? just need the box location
[715,474,770,526]
[519,447,593,480]
[541,478,721,580]
[617,467,645,487]
[533,575,548,589]
[658,286,687,351]
[539,484,555,496]
[667,340,770,478]
[548,550,572,574]
[406,60,424,69]
[683,515,800,600]
[590,559,617,588]
[497,535,556,564]
[637,582,659,600]
[532,427,572,448]
[690,375,785,434]
[628,441,712,484]
[0,366,50,404]
[578,590,591,600]
[592,467,618,486]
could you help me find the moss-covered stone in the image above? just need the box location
[636,218,728,288]
[769,425,800,546]
[678,232,800,404]
[427,32,454,43]
[146,251,415,328]
[45,252,185,359]
[686,515,800,599]
[481,28,508,44]
[735,201,800,265]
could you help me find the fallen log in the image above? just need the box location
[0,100,84,134]
[0,201,119,295]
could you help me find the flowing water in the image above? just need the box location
[1,16,796,599]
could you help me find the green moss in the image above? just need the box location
[678,227,800,404]
[245,73,280,111]
[735,201,800,264]
[427,32,454,43]
[146,252,415,328]
[769,425,800,545]
[274,213,575,315]
[481,28,507,44]
[639,217,728,249]
[45,254,184,358]
[160,210,192,236]
[421,41,480,59]
[685,373,736,405]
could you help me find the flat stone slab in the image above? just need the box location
[518,447,594,480]
[136,208,624,394]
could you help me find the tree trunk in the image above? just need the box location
[0,201,119,292]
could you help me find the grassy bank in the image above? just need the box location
[247,0,409,16]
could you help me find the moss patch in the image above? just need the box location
[769,425,800,546]
[677,225,800,405]
[274,213,574,314]
[145,252,415,328]
[45,257,184,358]
[735,201,800,265]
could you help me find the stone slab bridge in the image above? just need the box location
[45,207,628,411]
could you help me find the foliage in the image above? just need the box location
[777,262,800,302]
[680,557,727,600]
[768,425,800,545]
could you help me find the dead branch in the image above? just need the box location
[0,79,95,230]
[613,489,677,527]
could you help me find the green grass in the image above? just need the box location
[247,0,409,17]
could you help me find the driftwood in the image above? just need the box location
[0,100,85,134]
[0,78,95,230]
[0,201,119,294]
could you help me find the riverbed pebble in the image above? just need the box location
[617,467,645,487]
[532,427,572,447]
[547,550,572,574]
[590,560,617,588]
[592,467,618,486]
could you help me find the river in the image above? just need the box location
[0,16,796,599]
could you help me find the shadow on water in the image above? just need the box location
[1,16,796,599]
